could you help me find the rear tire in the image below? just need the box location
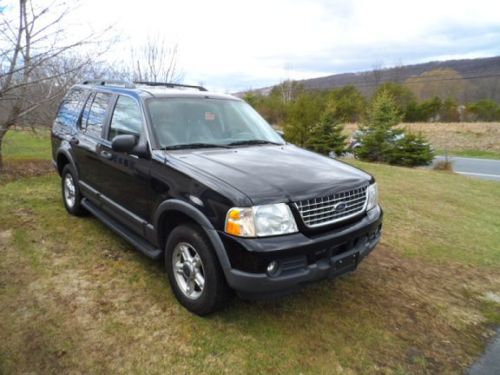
[61,164,86,216]
[165,224,232,315]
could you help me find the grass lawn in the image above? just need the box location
[435,149,500,160]
[2,128,51,160]
[0,130,499,373]
[0,129,53,182]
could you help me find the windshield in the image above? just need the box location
[146,98,285,149]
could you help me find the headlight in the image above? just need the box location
[366,183,379,211]
[225,203,298,237]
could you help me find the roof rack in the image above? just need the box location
[133,81,207,92]
[82,80,135,88]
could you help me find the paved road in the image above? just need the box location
[469,328,500,375]
[434,156,500,182]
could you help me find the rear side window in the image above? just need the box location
[55,89,86,127]
[84,92,112,138]
[108,96,143,139]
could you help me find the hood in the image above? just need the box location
[168,144,372,205]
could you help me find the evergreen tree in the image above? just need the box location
[283,92,325,146]
[354,90,403,162]
[306,112,347,156]
[387,133,434,166]
[355,90,433,166]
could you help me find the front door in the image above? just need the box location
[97,95,152,233]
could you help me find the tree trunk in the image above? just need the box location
[0,131,5,172]
[0,105,21,173]
[0,125,11,172]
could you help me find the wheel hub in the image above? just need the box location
[182,263,193,278]
[172,242,206,300]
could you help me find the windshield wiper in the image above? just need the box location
[226,139,283,146]
[161,143,230,150]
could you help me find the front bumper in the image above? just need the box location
[221,206,383,297]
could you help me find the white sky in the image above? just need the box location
[3,0,500,92]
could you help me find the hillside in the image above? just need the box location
[248,55,500,102]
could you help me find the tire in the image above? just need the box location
[165,224,232,315]
[61,164,86,216]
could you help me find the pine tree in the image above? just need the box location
[354,90,403,162]
[355,90,433,166]
[306,112,347,156]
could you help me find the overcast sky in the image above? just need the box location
[4,0,500,92]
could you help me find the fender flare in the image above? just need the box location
[153,199,232,274]
[55,147,78,177]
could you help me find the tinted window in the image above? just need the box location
[55,89,85,127]
[109,96,143,139]
[84,92,111,138]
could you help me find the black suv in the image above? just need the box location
[51,80,383,315]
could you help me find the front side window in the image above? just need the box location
[109,96,143,140]
[146,98,284,149]
[84,92,112,138]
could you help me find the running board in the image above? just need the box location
[81,198,162,260]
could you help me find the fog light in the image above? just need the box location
[267,261,279,275]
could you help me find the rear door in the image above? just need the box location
[74,91,114,193]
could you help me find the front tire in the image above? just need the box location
[61,164,86,216]
[165,224,232,315]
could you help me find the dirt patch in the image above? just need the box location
[0,159,54,183]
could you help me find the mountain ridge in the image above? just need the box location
[243,55,500,102]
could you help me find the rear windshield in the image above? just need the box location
[146,98,284,148]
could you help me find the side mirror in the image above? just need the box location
[111,134,137,153]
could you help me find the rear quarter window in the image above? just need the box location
[54,89,86,128]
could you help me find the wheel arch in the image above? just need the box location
[56,149,77,176]
[154,200,232,274]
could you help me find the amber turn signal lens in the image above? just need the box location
[225,220,241,236]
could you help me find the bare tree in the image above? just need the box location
[131,36,183,83]
[0,0,111,170]
[370,61,384,88]
[390,59,404,83]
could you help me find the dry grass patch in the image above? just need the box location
[0,159,54,183]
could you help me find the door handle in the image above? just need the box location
[100,150,112,160]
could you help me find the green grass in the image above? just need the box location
[0,133,499,374]
[2,129,51,160]
[436,149,500,160]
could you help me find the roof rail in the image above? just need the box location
[82,80,135,88]
[133,81,207,92]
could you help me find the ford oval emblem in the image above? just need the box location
[334,202,347,212]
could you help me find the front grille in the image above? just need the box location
[295,185,368,227]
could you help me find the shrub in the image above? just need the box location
[433,159,454,172]
[466,100,500,121]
